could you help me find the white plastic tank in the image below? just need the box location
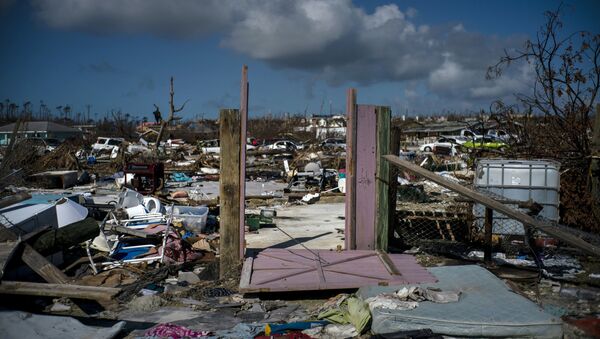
[473,159,560,234]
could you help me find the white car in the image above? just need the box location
[420,137,463,154]
[92,137,124,153]
[320,138,346,149]
[266,140,304,151]
[199,139,256,154]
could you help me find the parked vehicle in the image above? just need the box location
[266,140,304,151]
[461,136,508,151]
[320,138,346,149]
[92,137,124,153]
[459,129,481,139]
[26,137,60,155]
[419,137,464,153]
[485,129,517,142]
[199,139,256,154]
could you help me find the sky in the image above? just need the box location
[0,0,599,121]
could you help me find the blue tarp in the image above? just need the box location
[358,265,562,338]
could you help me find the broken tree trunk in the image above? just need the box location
[154,77,186,153]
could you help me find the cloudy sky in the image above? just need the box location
[0,0,598,120]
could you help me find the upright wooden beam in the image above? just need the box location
[387,127,401,249]
[220,109,242,278]
[483,208,493,263]
[239,65,249,258]
[375,106,391,251]
[345,89,357,250]
[355,105,377,250]
[384,155,600,257]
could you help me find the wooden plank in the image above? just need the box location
[355,105,377,250]
[316,252,326,284]
[239,256,253,290]
[484,208,493,263]
[375,106,391,251]
[239,65,249,258]
[0,240,20,279]
[21,244,69,284]
[376,250,401,275]
[383,155,600,257]
[345,88,357,250]
[219,108,242,278]
[0,281,119,301]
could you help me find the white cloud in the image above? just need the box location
[30,0,531,112]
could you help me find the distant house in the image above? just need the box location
[0,121,83,145]
[298,114,347,139]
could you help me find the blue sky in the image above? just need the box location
[0,0,598,121]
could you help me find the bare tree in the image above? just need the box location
[154,77,187,153]
[488,6,599,160]
[488,6,600,231]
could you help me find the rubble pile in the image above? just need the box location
[0,123,598,338]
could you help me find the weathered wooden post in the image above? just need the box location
[346,96,392,251]
[484,207,494,263]
[239,65,249,258]
[386,126,401,249]
[219,109,241,278]
[375,106,391,251]
[345,89,357,250]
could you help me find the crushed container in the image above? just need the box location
[168,205,209,234]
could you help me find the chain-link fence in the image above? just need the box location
[391,169,592,258]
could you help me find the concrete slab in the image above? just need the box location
[245,203,345,250]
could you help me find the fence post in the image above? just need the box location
[219,108,241,279]
[345,89,357,250]
[484,207,494,263]
[375,106,391,251]
[239,65,248,258]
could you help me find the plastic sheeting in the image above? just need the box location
[357,265,562,338]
